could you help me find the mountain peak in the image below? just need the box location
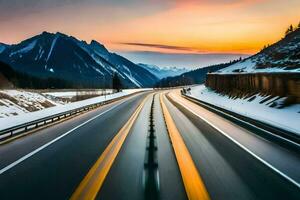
[90,40,105,48]
[39,31,69,39]
[0,42,8,46]
[55,32,68,37]
[90,40,100,45]
[90,40,109,55]
[0,31,158,88]
[41,31,51,35]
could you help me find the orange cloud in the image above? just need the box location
[103,0,300,54]
[1,0,299,55]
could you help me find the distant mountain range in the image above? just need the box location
[157,27,300,87]
[156,60,240,87]
[0,32,158,88]
[138,63,188,79]
[5,30,291,89]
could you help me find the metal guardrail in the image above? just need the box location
[0,93,137,141]
[179,90,300,153]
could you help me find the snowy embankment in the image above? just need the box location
[217,59,300,74]
[0,89,148,131]
[0,90,62,118]
[187,85,300,135]
[43,89,113,99]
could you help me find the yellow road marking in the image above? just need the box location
[70,95,150,200]
[160,93,210,200]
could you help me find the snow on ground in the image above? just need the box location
[43,89,113,98]
[217,58,300,74]
[0,89,149,131]
[10,40,37,57]
[46,35,59,62]
[187,85,300,135]
[0,90,62,118]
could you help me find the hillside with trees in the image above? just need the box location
[0,61,75,89]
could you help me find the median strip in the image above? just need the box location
[143,94,160,199]
[70,95,149,200]
[160,93,210,200]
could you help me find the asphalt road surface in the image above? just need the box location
[0,90,299,200]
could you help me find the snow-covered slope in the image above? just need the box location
[0,90,61,118]
[43,90,112,99]
[218,28,300,74]
[0,32,158,88]
[0,89,149,131]
[0,43,7,53]
[88,43,159,87]
[138,63,188,79]
[188,85,300,135]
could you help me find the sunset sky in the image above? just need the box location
[1,0,300,67]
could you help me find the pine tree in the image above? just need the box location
[112,72,122,92]
[285,29,289,36]
[298,21,300,29]
[285,24,294,36]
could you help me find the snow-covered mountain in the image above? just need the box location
[0,43,8,53]
[138,63,188,79]
[156,61,237,87]
[0,32,158,88]
[218,28,300,74]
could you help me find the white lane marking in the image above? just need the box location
[185,94,300,148]
[170,94,300,189]
[0,101,126,175]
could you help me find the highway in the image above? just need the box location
[0,90,299,200]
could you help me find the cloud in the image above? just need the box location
[119,42,205,53]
